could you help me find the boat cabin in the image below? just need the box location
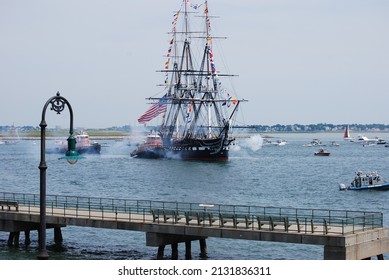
[351,172,383,188]
[144,133,163,147]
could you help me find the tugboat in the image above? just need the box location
[47,131,101,154]
[133,0,245,160]
[339,171,389,191]
[75,131,101,154]
[130,132,165,159]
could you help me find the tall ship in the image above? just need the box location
[133,0,245,160]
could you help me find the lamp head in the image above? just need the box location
[58,134,85,164]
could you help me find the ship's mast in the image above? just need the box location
[166,0,241,140]
[205,0,213,138]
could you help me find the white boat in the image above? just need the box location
[3,139,20,145]
[357,135,378,144]
[274,139,288,146]
[303,139,323,147]
[265,139,288,146]
[339,171,389,191]
[1,126,20,145]
[330,141,339,147]
[377,138,386,145]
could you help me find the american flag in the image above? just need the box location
[137,95,168,124]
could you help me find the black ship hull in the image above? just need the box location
[130,147,165,159]
[162,136,230,160]
[165,148,229,160]
[132,134,230,160]
[131,146,228,160]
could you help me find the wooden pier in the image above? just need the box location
[1,192,389,260]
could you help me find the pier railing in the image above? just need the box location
[1,191,383,235]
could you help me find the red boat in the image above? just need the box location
[314,148,330,156]
[47,131,101,154]
[131,132,165,159]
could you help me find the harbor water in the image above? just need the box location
[1,132,389,260]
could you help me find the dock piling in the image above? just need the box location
[157,245,165,260]
[24,230,31,246]
[7,232,19,247]
[54,227,63,245]
[185,241,192,260]
[199,239,207,259]
[171,243,178,260]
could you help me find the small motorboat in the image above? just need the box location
[339,171,389,191]
[273,139,288,146]
[330,141,339,147]
[314,148,330,156]
[303,139,323,147]
[265,139,288,146]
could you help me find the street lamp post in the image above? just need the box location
[38,91,80,259]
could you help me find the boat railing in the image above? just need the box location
[1,191,383,235]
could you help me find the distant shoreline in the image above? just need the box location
[3,124,389,137]
[2,130,389,141]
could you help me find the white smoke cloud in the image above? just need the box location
[232,134,263,152]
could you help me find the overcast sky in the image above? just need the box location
[1,0,388,128]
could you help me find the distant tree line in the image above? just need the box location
[244,123,389,132]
